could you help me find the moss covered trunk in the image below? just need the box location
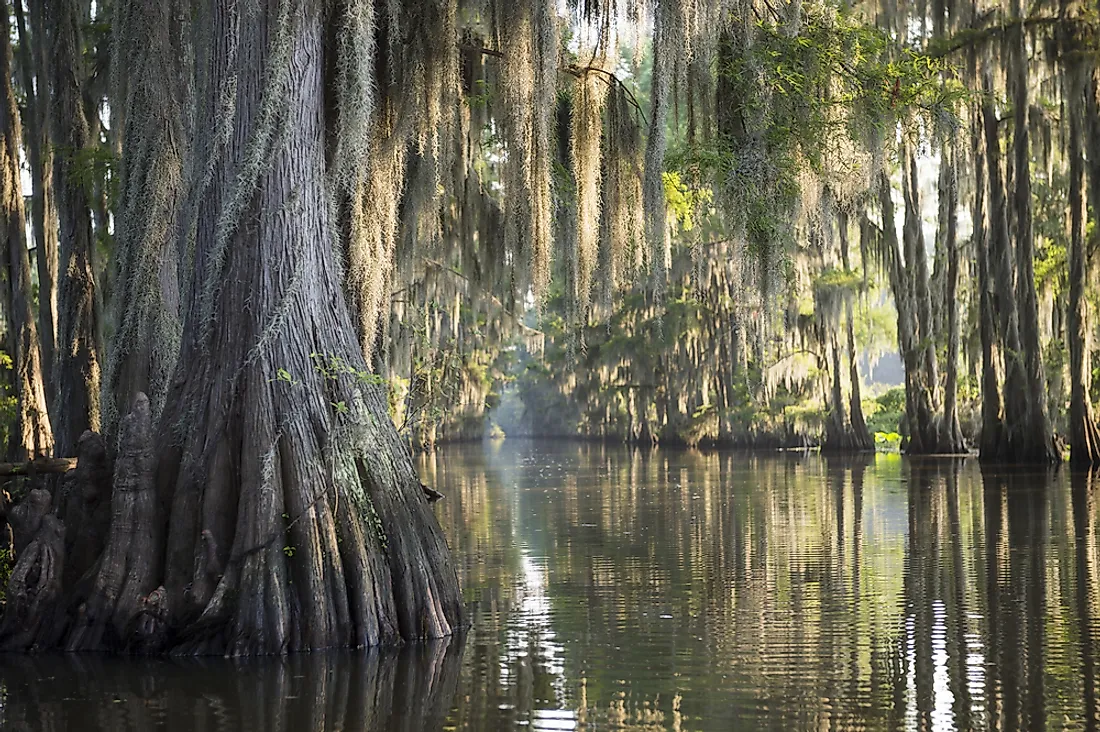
[877,170,941,455]
[49,0,101,457]
[0,2,52,459]
[14,0,58,398]
[1,0,463,655]
[939,144,965,453]
[1066,65,1100,465]
[979,56,1057,464]
[971,99,1003,457]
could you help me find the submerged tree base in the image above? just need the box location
[0,394,465,656]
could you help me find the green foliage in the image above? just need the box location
[814,267,862,292]
[0,351,17,451]
[310,352,386,386]
[662,171,713,231]
[874,431,902,451]
[865,387,905,437]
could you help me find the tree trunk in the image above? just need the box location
[972,97,1003,457]
[2,0,465,655]
[49,0,102,457]
[822,330,851,450]
[940,142,965,452]
[980,56,1057,463]
[0,1,52,459]
[101,0,185,433]
[901,148,944,453]
[839,212,872,450]
[1008,22,1059,464]
[879,166,939,454]
[15,0,59,398]
[1067,65,1100,465]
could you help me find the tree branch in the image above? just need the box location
[0,457,78,477]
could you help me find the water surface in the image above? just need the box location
[2,441,1098,730]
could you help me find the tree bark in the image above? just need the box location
[49,0,102,457]
[971,96,1003,457]
[15,0,59,397]
[839,212,873,450]
[101,0,185,433]
[1008,21,1059,464]
[979,55,1057,464]
[940,142,965,452]
[0,0,466,657]
[0,1,52,459]
[900,147,945,453]
[1066,64,1100,465]
[878,166,940,454]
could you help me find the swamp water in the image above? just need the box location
[1,440,1098,730]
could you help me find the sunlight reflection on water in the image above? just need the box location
[2,444,1099,731]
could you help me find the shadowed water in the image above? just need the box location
[3,440,1100,730]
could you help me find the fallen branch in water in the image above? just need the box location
[0,458,78,477]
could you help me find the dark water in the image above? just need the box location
[2,441,1099,730]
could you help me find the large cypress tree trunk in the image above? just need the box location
[14,0,59,397]
[1066,65,1100,465]
[49,0,101,457]
[2,0,464,655]
[878,168,939,454]
[101,0,185,433]
[980,56,1057,464]
[0,1,52,459]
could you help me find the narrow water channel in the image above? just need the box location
[1,441,1096,730]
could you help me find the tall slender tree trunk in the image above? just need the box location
[1066,65,1100,465]
[14,0,58,397]
[972,100,1003,456]
[902,148,943,449]
[49,0,102,457]
[0,1,52,459]
[940,143,965,451]
[876,173,926,452]
[1008,18,1059,464]
[839,210,872,450]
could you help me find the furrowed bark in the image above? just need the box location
[940,142,965,453]
[152,0,462,654]
[0,0,53,460]
[1006,7,1057,464]
[1066,64,1100,465]
[0,0,464,656]
[49,0,102,457]
[15,0,59,396]
[102,0,185,433]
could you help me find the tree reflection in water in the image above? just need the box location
[0,637,462,731]
[431,442,1100,731]
[5,443,1100,731]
